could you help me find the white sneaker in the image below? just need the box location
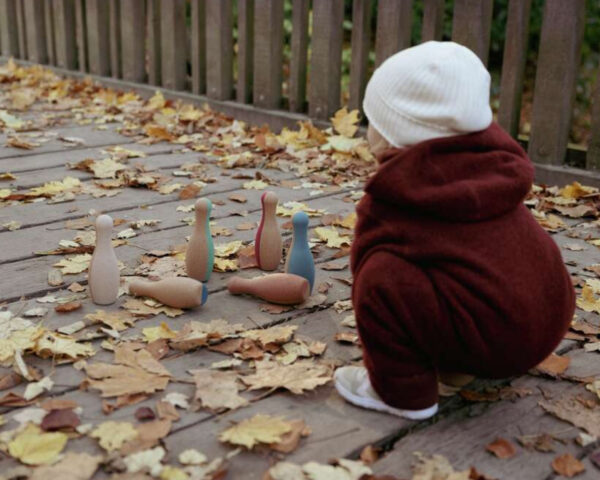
[334,366,438,420]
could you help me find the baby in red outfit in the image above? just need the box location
[334,41,575,420]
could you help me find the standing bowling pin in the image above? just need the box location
[186,198,214,282]
[228,273,310,305]
[284,211,315,292]
[88,214,120,305]
[129,277,208,309]
[255,191,282,271]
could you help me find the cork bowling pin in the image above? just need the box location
[186,198,214,282]
[88,214,120,305]
[129,277,208,309]
[228,273,310,305]
[284,211,315,292]
[255,191,282,271]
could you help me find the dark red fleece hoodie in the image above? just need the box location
[351,123,575,410]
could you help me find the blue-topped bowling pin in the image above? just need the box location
[185,198,214,282]
[285,211,315,293]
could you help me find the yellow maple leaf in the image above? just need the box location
[0,110,24,129]
[241,358,332,394]
[243,179,268,190]
[143,322,178,343]
[122,298,184,318]
[214,258,239,272]
[35,331,95,361]
[219,414,293,449]
[8,424,68,465]
[90,421,139,452]
[576,285,600,314]
[53,253,92,274]
[241,325,298,347]
[90,158,127,179]
[27,176,80,198]
[314,227,352,248]
[215,240,244,258]
[560,182,598,199]
[0,188,11,199]
[331,107,360,138]
[276,201,326,218]
[148,91,166,110]
[158,183,183,194]
[85,310,136,331]
[144,124,174,141]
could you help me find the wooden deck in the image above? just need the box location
[0,63,599,479]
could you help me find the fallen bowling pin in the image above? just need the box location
[89,214,120,305]
[129,277,208,309]
[227,273,310,305]
[185,198,214,282]
[255,191,282,271]
[284,211,315,292]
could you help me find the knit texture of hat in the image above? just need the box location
[363,41,493,148]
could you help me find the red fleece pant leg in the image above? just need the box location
[354,251,439,410]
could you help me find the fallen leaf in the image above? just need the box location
[178,183,201,200]
[269,419,310,453]
[8,424,68,465]
[29,452,101,480]
[41,408,80,431]
[331,107,360,138]
[53,254,91,274]
[219,414,293,449]
[90,421,139,452]
[486,437,517,459]
[190,369,249,411]
[539,396,600,437]
[54,301,82,313]
[242,358,332,394]
[551,453,585,478]
[535,353,570,377]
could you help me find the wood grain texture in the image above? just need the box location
[15,0,27,59]
[160,0,187,90]
[85,0,110,76]
[375,0,413,67]
[451,0,493,65]
[349,0,373,113]
[528,0,585,166]
[308,0,344,120]
[0,0,20,56]
[121,0,146,83]
[206,0,233,100]
[44,0,56,64]
[253,0,284,109]
[588,73,600,170]
[108,0,121,78]
[191,0,206,94]
[74,0,88,71]
[497,0,531,137]
[52,0,77,69]
[421,0,445,42]
[288,0,309,112]
[236,0,253,103]
[24,0,47,63]
[146,0,161,85]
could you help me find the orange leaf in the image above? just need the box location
[486,437,517,459]
[551,453,585,477]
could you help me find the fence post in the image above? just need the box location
[349,0,373,113]
[288,0,309,112]
[44,0,56,65]
[253,0,284,109]
[24,0,48,63]
[109,0,121,78]
[121,0,145,83]
[422,0,444,42]
[191,0,206,95]
[375,0,413,67]
[588,75,600,169]
[528,0,585,166]
[53,0,76,69]
[451,0,493,65]
[16,0,27,59]
[74,0,88,72]
[160,0,187,91]
[86,0,110,75]
[236,0,253,103]
[309,0,344,120]
[146,0,161,85]
[497,0,531,138]
[0,0,20,57]
[206,0,233,100]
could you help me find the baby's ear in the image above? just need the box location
[367,124,392,160]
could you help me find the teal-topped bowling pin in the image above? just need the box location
[185,198,214,282]
[285,211,315,293]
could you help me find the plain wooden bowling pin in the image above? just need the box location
[284,211,315,292]
[255,191,282,271]
[129,277,208,309]
[88,214,120,305]
[185,198,214,282]
[228,273,310,305]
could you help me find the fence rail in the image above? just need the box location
[0,0,598,184]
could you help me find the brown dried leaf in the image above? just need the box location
[178,183,201,200]
[539,396,600,437]
[535,353,570,377]
[551,453,585,478]
[54,301,82,313]
[40,409,80,431]
[190,369,249,411]
[485,438,517,459]
[269,419,310,453]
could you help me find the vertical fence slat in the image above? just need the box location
[109,0,121,78]
[451,0,493,65]
[497,0,531,138]
[421,0,444,42]
[206,0,233,100]
[375,0,413,67]
[160,0,187,90]
[236,0,253,102]
[75,0,88,71]
[308,0,344,120]
[146,0,161,85]
[288,0,309,112]
[253,0,283,109]
[16,0,27,59]
[53,0,76,69]
[348,0,373,113]
[0,0,20,57]
[588,75,600,169]
[86,0,110,75]
[528,0,585,166]
[24,0,47,63]
[191,0,206,94]
[121,0,145,82]
[44,0,56,64]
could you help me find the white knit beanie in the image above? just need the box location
[363,41,493,148]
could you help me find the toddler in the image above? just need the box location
[334,41,575,420]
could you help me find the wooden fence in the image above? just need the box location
[0,0,598,185]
